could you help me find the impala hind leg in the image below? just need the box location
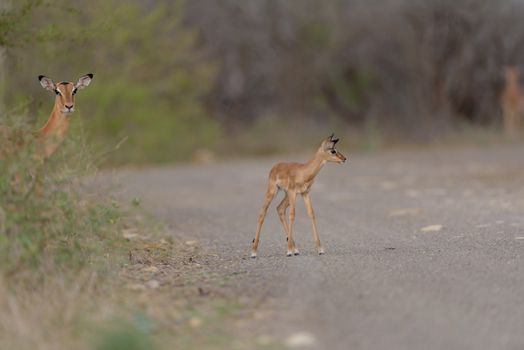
[251,185,277,258]
[287,191,299,256]
[277,194,299,255]
[303,192,324,255]
[276,193,290,237]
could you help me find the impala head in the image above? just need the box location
[320,133,347,164]
[39,74,93,114]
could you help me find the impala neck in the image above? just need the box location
[38,100,71,158]
[302,149,327,182]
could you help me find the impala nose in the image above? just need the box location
[65,105,73,110]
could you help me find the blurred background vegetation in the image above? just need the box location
[2,0,524,165]
[3,1,524,348]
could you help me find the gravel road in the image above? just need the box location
[108,144,524,350]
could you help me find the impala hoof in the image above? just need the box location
[286,251,293,257]
[318,248,325,255]
[250,252,257,258]
[294,249,300,256]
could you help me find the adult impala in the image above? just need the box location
[250,134,347,258]
[37,73,93,157]
[501,66,522,139]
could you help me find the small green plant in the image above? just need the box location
[95,316,157,350]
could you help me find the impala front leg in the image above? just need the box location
[303,192,324,255]
[251,185,277,258]
[287,191,299,256]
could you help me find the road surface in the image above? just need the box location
[108,144,524,350]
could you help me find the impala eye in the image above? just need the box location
[330,149,337,154]
[72,88,77,95]
[55,89,61,95]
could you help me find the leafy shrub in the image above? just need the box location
[0,111,121,275]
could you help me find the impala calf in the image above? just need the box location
[250,134,347,258]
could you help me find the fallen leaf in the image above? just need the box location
[405,189,420,198]
[421,224,443,232]
[145,280,160,289]
[126,283,146,291]
[189,317,203,328]
[158,238,169,246]
[253,310,273,320]
[515,236,524,240]
[122,228,139,240]
[142,266,159,273]
[185,240,198,246]
[285,331,316,348]
[388,208,422,217]
[476,224,491,228]
[380,181,398,190]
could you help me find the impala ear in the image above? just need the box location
[322,134,333,150]
[329,133,339,144]
[38,75,56,91]
[322,133,339,149]
[75,73,93,89]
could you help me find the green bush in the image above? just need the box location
[0,111,121,275]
